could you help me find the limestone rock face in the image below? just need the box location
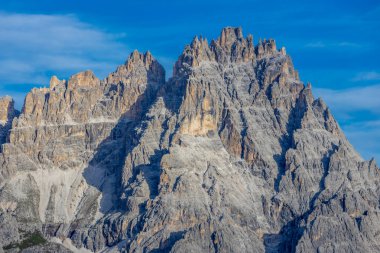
[0,96,18,145]
[0,27,379,253]
[0,96,15,124]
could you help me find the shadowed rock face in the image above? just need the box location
[0,27,379,253]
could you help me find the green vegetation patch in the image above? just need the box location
[3,231,47,251]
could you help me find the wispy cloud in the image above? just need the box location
[352,71,380,82]
[305,41,364,49]
[314,84,380,118]
[305,41,326,48]
[0,12,129,86]
[337,42,361,48]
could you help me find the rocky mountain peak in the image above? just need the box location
[67,70,100,89]
[217,26,244,48]
[212,26,255,63]
[174,27,285,75]
[127,50,154,70]
[110,50,166,86]
[255,38,277,59]
[190,35,209,49]
[49,75,66,90]
[49,75,60,89]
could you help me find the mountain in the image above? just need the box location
[0,27,379,253]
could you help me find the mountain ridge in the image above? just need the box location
[0,27,379,253]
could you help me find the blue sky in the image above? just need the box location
[0,0,379,160]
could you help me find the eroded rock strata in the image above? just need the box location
[0,27,379,253]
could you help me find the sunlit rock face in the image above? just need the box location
[0,27,379,253]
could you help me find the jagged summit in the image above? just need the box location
[67,70,100,89]
[0,27,379,253]
[106,49,165,88]
[217,26,244,47]
[0,96,14,123]
[126,50,155,68]
[173,27,287,76]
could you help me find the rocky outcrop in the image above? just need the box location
[0,96,18,145]
[0,27,379,253]
[0,96,15,124]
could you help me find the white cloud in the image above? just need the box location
[305,41,364,49]
[352,71,380,82]
[0,12,129,85]
[305,41,326,48]
[337,41,361,48]
[314,84,380,118]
